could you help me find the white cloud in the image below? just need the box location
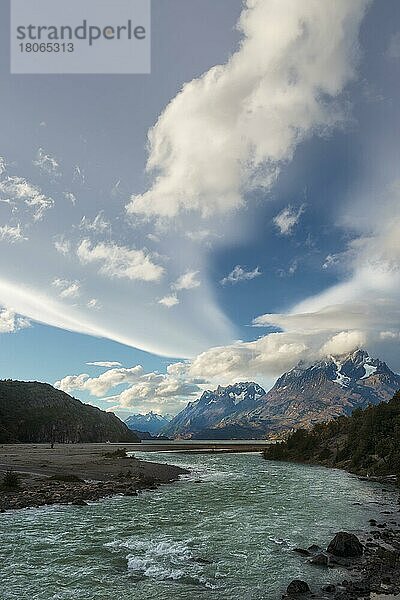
[87,298,101,310]
[56,361,202,414]
[185,230,215,243]
[221,265,261,285]
[86,361,122,368]
[273,205,305,236]
[33,148,60,177]
[77,239,164,282]
[64,191,76,205]
[158,294,179,308]
[54,237,71,255]
[55,364,144,397]
[253,300,400,334]
[0,176,54,221]
[0,223,27,243]
[174,270,201,291]
[380,331,400,340]
[0,157,6,176]
[0,307,30,333]
[172,188,400,385]
[322,254,341,269]
[79,211,110,234]
[52,278,81,299]
[320,330,366,356]
[73,165,85,185]
[277,259,298,278]
[187,333,312,383]
[127,0,367,219]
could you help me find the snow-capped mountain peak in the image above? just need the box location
[327,349,384,387]
[162,350,400,440]
[125,412,171,435]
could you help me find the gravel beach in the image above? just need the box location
[0,443,188,511]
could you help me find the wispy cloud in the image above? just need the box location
[54,236,71,255]
[173,270,201,291]
[273,205,305,236]
[52,278,81,299]
[64,191,76,205]
[79,211,110,234]
[0,223,27,243]
[33,147,60,177]
[86,361,122,368]
[0,176,54,221]
[87,298,101,310]
[0,307,30,334]
[0,157,6,176]
[221,265,261,285]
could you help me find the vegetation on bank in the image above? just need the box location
[2,469,20,490]
[263,391,400,477]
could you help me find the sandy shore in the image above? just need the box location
[0,443,188,511]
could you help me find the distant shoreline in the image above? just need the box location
[123,439,273,453]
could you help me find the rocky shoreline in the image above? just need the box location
[284,484,400,600]
[0,443,188,512]
[0,471,187,512]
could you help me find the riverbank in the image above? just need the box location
[0,443,188,511]
[0,450,394,600]
[283,476,400,600]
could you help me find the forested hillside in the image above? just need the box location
[263,391,400,476]
[0,380,139,443]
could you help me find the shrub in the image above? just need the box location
[48,473,83,482]
[2,469,20,490]
[103,447,128,459]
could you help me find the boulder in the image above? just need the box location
[286,580,310,595]
[294,548,311,556]
[327,532,363,557]
[322,584,336,593]
[307,544,323,554]
[72,499,88,506]
[310,553,330,566]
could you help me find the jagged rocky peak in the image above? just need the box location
[325,349,391,388]
[275,349,390,390]
[199,382,266,405]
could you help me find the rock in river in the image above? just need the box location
[286,580,310,595]
[327,532,363,557]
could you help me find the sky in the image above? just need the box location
[0,0,399,418]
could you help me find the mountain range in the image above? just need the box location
[162,350,400,440]
[0,380,139,444]
[125,412,171,436]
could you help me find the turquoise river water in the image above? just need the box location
[0,451,394,600]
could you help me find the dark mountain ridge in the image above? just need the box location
[0,380,139,443]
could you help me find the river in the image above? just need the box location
[0,451,394,600]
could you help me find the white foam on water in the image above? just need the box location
[104,537,214,587]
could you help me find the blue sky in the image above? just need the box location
[0,0,399,417]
